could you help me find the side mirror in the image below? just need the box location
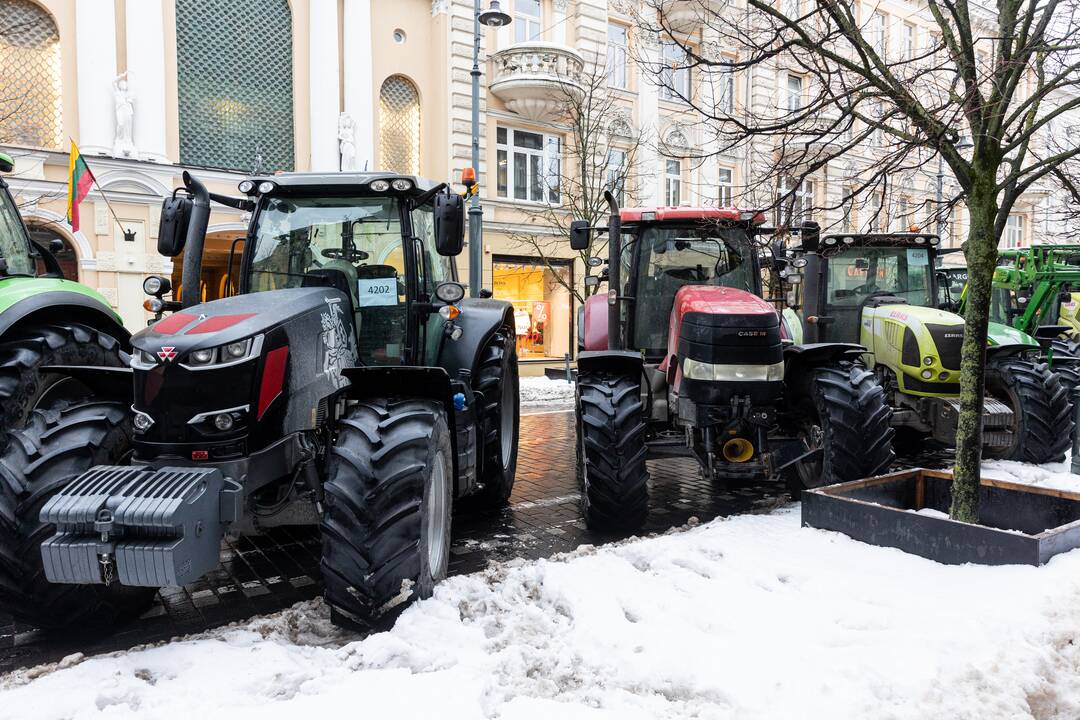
[570,219,591,251]
[434,193,465,256]
[771,240,787,272]
[800,220,820,252]
[0,154,12,173]
[49,238,64,254]
[158,195,192,257]
[1061,291,1074,303]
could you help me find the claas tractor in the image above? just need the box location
[785,232,1071,464]
[568,194,894,533]
[0,170,520,631]
[0,151,130,447]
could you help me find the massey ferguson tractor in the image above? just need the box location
[784,232,1071,463]
[569,194,894,533]
[0,170,519,631]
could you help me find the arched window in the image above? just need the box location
[175,0,294,172]
[379,76,421,175]
[0,0,62,149]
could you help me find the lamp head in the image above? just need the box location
[479,0,511,27]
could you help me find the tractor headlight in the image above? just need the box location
[921,369,934,379]
[923,356,934,366]
[683,358,785,382]
[238,180,255,194]
[181,336,262,370]
[824,237,838,246]
[791,256,808,268]
[391,178,413,192]
[369,179,390,192]
[257,181,276,194]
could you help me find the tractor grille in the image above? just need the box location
[926,323,964,370]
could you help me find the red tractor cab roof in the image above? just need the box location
[619,206,767,225]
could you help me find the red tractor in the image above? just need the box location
[570,194,894,532]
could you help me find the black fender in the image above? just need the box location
[986,343,1036,360]
[783,342,866,389]
[39,365,134,404]
[438,298,515,382]
[340,366,467,494]
[0,291,131,348]
[577,349,643,379]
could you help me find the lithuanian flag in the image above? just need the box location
[66,141,94,232]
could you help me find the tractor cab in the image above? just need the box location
[0,152,67,279]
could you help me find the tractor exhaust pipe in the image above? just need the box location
[180,171,210,309]
[604,190,623,351]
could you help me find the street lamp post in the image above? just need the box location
[469,0,511,297]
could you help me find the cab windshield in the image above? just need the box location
[631,224,757,352]
[247,195,406,296]
[826,246,934,308]
[0,187,34,276]
[989,286,1015,325]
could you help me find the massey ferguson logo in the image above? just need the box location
[157,346,178,362]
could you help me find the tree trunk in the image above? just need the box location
[950,188,998,523]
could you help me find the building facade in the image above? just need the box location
[0,0,1067,368]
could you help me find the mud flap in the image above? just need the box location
[40,465,236,587]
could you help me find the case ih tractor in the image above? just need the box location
[569,195,894,533]
[0,151,130,447]
[0,170,519,630]
[785,232,1071,463]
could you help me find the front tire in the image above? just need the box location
[576,372,649,533]
[470,330,519,508]
[0,322,126,447]
[0,400,156,630]
[985,357,1072,463]
[784,363,894,495]
[321,398,452,630]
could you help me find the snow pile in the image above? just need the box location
[982,452,1080,494]
[5,508,1080,719]
[520,375,575,406]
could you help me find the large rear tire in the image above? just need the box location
[321,398,452,630]
[470,330,519,508]
[784,363,894,495]
[576,372,649,533]
[0,400,155,630]
[985,357,1072,463]
[0,322,126,447]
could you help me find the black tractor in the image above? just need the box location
[0,170,519,630]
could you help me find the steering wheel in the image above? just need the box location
[321,247,369,262]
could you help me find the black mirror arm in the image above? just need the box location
[409,183,450,210]
[208,192,255,212]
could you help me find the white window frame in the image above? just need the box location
[665,159,682,206]
[841,187,857,232]
[660,41,692,101]
[786,73,803,112]
[717,167,734,206]
[1005,214,1026,248]
[514,0,542,43]
[496,126,562,204]
[870,12,887,56]
[607,23,628,89]
[903,23,916,60]
[717,63,735,113]
[776,176,814,225]
[607,148,628,205]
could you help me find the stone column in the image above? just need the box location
[343,0,374,170]
[125,0,169,163]
[75,0,118,155]
[309,0,341,171]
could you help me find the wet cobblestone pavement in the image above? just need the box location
[0,405,952,673]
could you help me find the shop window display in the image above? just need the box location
[493,258,572,360]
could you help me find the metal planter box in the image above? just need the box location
[802,468,1080,566]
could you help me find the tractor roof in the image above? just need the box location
[248,172,441,194]
[619,206,766,224]
[818,232,942,249]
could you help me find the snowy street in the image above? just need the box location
[3,498,1079,720]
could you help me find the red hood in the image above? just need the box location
[661,286,778,373]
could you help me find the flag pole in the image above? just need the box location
[69,140,135,241]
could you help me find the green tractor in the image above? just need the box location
[785,232,1071,463]
[0,151,130,443]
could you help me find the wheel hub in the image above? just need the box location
[425,451,449,577]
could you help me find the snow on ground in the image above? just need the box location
[5,505,1080,720]
[982,451,1080,494]
[519,375,575,406]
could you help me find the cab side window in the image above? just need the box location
[412,204,454,294]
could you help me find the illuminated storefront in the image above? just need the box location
[492,256,573,361]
